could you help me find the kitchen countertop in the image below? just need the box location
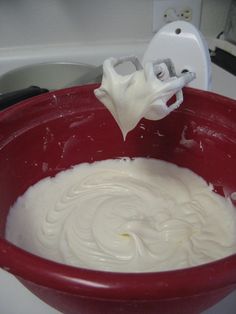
[211,63,236,100]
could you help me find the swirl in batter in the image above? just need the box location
[6,158,236,272]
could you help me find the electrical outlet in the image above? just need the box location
[153,0,202,33]
[179,8,192,21]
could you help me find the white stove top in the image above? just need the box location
[0,43,235,314]
[0,42,235,99]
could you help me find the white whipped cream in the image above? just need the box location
[94,57,195,139]
[6,158,236,272]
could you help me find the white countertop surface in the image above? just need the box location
[211,63,236,100]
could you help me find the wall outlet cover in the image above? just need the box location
[153,0,202,32]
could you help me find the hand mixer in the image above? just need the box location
[94,21,211,137]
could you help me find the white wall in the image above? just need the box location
[0,0,153,48]
[201,0,232,38]
[0,0,232,49]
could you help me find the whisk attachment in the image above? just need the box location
[94,56,195,138]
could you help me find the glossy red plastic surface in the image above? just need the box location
[0,84,236,314]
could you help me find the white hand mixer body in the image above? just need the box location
[94,21,211,138]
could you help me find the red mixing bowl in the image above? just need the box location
[0,84,236,314]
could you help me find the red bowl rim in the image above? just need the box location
[1,237,236,300]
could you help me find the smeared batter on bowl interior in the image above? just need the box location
[6,158,236,272]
